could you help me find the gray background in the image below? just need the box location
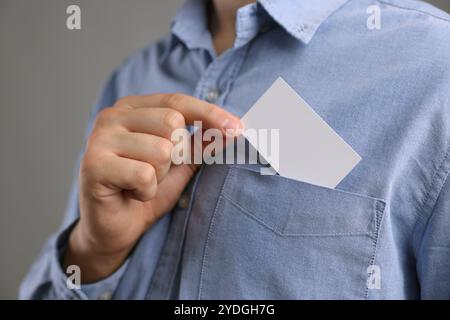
[0,0,449,299]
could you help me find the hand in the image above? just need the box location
[63,93,242,283]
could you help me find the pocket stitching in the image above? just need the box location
[223,192,375,237]
[226,166,385,236]
[199,166,387,299]
[364,199,386,299]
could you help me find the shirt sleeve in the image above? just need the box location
[416,169,450,299]
[19,71,128,300]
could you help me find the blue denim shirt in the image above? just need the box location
[20,0,450,299]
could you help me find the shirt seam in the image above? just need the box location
[412,144,450,258]
[198,167,234,299]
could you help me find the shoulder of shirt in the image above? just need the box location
[376,0,450,23]
[352,0,450,65]
[350,0,450,44]
[121,34,172,68]
[110,35,172,95]
[353,1,450,219]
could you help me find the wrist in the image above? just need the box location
[62,222,130,284]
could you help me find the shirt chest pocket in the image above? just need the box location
[198,166,386,299]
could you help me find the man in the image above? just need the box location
[21,0,450,299]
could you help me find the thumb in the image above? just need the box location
[150,163,198,216]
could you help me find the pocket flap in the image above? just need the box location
[222,166,385,237]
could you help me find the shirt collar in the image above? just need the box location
[170,0,212,52]
[163,0,350,57]
[258,0,350,43]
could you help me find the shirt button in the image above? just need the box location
[98,291,113,300]
[205,89,219,103]
[178,193,191,209]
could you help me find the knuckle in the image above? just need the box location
[95,107,121,127]
[163,109,185,131]
[201,101,215,119]
[155,162,171,183]
[146,182,158,200]
[138,183,157,202]
[87,129,109,150]
[155,139,173,163]
[90,184,110,201]
[204,104,215,118]
[114,95,135,108]
[80,153,99,180]
[164,93,187,108]
[134,164,155,188]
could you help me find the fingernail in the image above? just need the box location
[222,118,243,137]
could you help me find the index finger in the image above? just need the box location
[115,93,243,134]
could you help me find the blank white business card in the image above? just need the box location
[241,77,361,189]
